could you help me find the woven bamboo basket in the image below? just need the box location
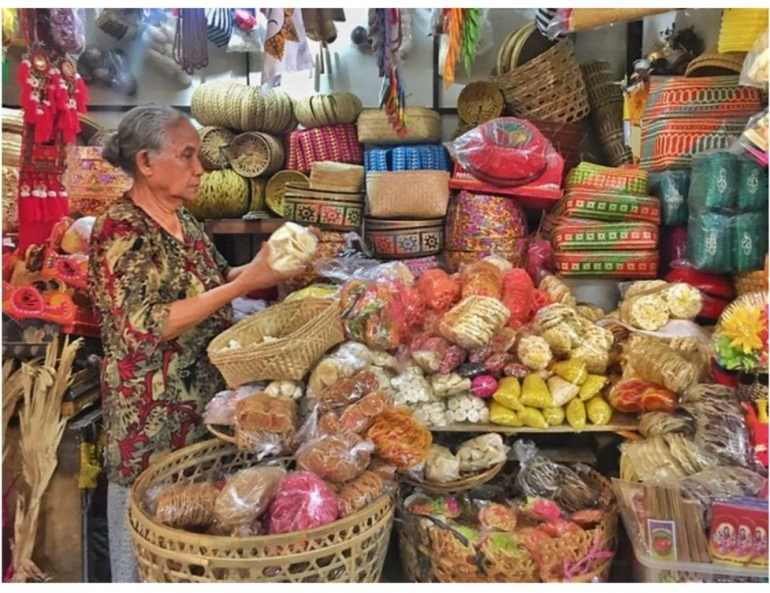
[493,37,590,124]
[225,132,284,178]
[199,126,234,170]
[402,460,505,495]
[398,469,618,583]
[457,82,505,126]
[310,162,365,193]
[266,170,309,216]
[365,171,450,218]
[128,439,395,583]
[207,299,344,386]
[685,49,747,77]
[249,178,268,212]
[357,107,441,146]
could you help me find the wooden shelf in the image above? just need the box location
[431,412,639,436]
[204,218,284,236]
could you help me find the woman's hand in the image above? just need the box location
[234,242,306,294]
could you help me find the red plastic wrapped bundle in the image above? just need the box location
[396,282,426,329]
[267,471,340,534]
[501,268,535,328]
[416,268,461,312]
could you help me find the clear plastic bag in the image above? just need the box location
[365,407,432,471]
[737,109,768,168]
[425,444,461,483]
[317,390,391,435]
[740,29,768,91]
[213,466,286,527]
[295,431,374,483]
[47,9,85,55]
[416,268,460,312]
[155,482,219,529]
[307,342,374,399]
[337,470,389,517]
[234,393,298,458]
[444,118,552,187]
[267,471,339,534]
[227,9,264,52]
[624,337,701,395]
[204,390,237,426]
[456,433,509,473]
[316,369,380,413]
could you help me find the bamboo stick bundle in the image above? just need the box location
[2,358,30,456]
[9,337,82,583]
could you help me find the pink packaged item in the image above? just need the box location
[267,471,340,534]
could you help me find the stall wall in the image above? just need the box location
[2,8,724,133]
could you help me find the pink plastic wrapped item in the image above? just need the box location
[526,234,556,284]
[204,390,237,426]
[267,471,340,534]
[410,331,450,373]
[471,375,498,398]
[501,268,535,328]
[445,118,553,187]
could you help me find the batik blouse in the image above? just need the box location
[88,195,233,485]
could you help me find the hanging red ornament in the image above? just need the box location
[16,57,32,113]
[73,73,88,113]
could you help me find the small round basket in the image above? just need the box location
[199,126,234,170]
[457,82,505,126]
[128,439,395,583]
[207,298,345,386]
[266,170,310,216]
[226,132,285,178]
[402,460,505,495]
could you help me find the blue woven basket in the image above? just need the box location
[364,145,449,173]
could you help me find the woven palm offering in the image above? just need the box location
[198,126,234,170]
[128,439,395,583]
[398,446,618,583]
[185,169,250,220]
[224,132,284,178]
[457,81,504,126]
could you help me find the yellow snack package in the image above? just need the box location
[519,406,549,429]
[542,406,565,426]
[585,396,612,425]
[579,375,608,401]
[520,374,554,409]
[489,401,524,427]
[492,377,522,410]
[551,360,588,385]
[565,398,587,430]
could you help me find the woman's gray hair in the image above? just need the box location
[101,104,189,177]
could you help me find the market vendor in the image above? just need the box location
[88,104,300,582]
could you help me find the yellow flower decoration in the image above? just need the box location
[721,305,764,355]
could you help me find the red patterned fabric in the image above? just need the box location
[285,124,363,173]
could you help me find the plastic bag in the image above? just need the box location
[365,408,432,470]
[579,375,607,402]
[457,433,509,473]
[227,9,264,52]
[520,374,553,408]
[296,431,374,483]
[267,222,318,274]
[460,261,503,300]
[318,390,391,435]
[204,390,237,425]
[307,342,374,399]
[501,268,535,328]
[492,377,521,410]
[267,471,339,534]
[585,396,612,425]
[517,336,553,372]
[155,482,218,529]
[737,109,768,168]
[626,338,701,394]
[337,470,387,517]
[46,9,85,55]
[316,370,380,413]
[410,331,450,373]
[526,233,556,285]
[439,296,511,350]
[425,444,461,483]
[565,398,587,430]
[740,29,768,91]
[543,406,565,426]
[490,401,523,426]
[234,393,298,458]
[430,373,471,398]
[213,466,286,526]
[519,406,548,429]
[445,392,489,423]
[416,268,460,312]
[547,376,580,407]
[551,360,588,385]
[471,375,497,398]
[445,118,552,187]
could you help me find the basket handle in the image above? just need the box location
[205,424,237,446]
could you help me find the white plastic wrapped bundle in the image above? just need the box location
[446,393,489,424]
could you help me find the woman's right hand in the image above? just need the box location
[234,243,303,294]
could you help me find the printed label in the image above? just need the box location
[648,519,677,562]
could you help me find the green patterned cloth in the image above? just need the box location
[737,157,769,212]
[687,212,733,272]
[688,151,740,213]
[733,212,769,272]
[649,170,690,226]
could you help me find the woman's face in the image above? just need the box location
[143,119,204,202]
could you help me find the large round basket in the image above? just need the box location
[402,460,505,495]
[199,126,234,170]
[226,132,285,178]
[128,439,395,583]
[266,170,309,216]
[207,298,345,386]
[398,469,618,583]
[457,82,505,126]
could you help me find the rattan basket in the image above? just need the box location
[266,170,309,216]
[128,439,395,583]
[249,177,268,212]
[685,49,747,77]
[493,37,590,124]
[199,126,234,170]
[734,256,769,295]
[207,298,344,386]
[398,469,618,583]
[365,170,450,218]
[357,107,441,146]
[402,460,505,495]
[457,82,505,126]
[225,132,285,178]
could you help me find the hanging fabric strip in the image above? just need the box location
[443,8,462,88]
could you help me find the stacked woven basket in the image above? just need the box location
[356,106,448,262]
[2,108,22,234]
[452,81,505,140]
[580,61,632,167]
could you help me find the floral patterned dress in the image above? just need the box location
[88,195,234,486]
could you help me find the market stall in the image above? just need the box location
[1,6,768,585]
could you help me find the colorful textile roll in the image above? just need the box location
[648,170,690,226]
[565,162,648,196]
[550,190,661,224]
[554,250,659,278]
[444,191,528,251]
[550,221,659,252]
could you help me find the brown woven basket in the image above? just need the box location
[365,171,450,218]
[128,439,394,583]
[207,299,345,386]
[734,256,769,295]
[266,170,309,216]
[199,126,234,170]
[685,49,747,77]
[402,461,505,495]
[457,82,505,125]
[357,107,441,146]
[225,132,284,178]
[310,162,365,193]
[493,37,590,124]
[398,469,618,583]
[249,177,268,212]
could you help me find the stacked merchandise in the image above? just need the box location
[546,163,661,279]
[2,108,22,235]
[355,106,448,268]
[63,146,132,218]
[686,151,769,274]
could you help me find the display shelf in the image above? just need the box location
[204,218,285,237]
[432,412,640,435]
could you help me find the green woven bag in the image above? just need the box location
[688,212,733,273]
[649,170,690,226]
[737,157,769,213]
[733,212,769,273]
[688,151,740,213]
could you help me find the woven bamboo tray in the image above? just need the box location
[398,469,618,583]
[207,299,344,386]
[199,126,234,170]
[457,82,505,125]
[128,439,395,583]
[357,107,441,146]
[402,460,505,495]
[365,170,450,218]
[225,132,284,178]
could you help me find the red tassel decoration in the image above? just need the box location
[34,101,52,143]
[74,74,88,113]
[46,68,61,118]
[16,58,32,114]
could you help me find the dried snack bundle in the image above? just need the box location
[155,482,219,529]
[235,393,298,458]
[295,431,374,483]
[365,408,432,470]
[213,466,286,527]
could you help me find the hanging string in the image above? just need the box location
[173,8,209,75]
[443,8,463,89]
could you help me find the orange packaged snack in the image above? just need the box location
[460,261,504,300]
[416,268,461,312]
[317,370,380,413]
[318,391,392,435]
[295,431,374,483]
[235,393,298,457]
[365,408,432,470]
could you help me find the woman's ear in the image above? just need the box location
[134,149,154,177]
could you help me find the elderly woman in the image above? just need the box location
[88,104,298,582]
